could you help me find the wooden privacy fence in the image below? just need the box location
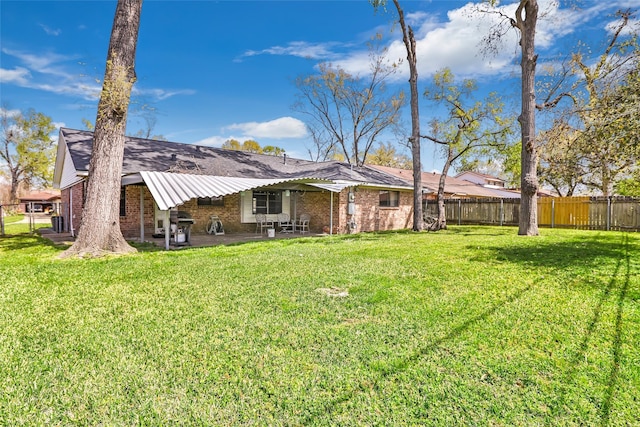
[425,196,640,231]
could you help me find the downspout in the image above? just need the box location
[69,189,74,237]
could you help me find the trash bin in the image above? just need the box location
[51,216,64,233]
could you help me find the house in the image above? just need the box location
[456,171,507,188]
[18,190,61,214]
[53,128,414,247]
[370,165,520,200]
[456,170,557,198]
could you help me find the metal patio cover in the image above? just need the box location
[138,171,349,211]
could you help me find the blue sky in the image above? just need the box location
[1,0,637,173]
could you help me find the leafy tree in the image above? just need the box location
[62,0,143,258]
[537,119,583,196]
[535,10,639,196]
[615,169,640,196]
[0,108,55,203]
[263,145,285,157]
[221,139,242,151]
[366,142,412,169]
[422,68,513,231]
[241,139,262,154]
[293,44,404,167]
[81,118,95,131]
[569,10,639,196]
[221,138,285,156]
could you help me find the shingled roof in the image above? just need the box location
[59,128,409,188]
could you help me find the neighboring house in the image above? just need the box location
[19,190,61,214]
[371,165,520,200]
[456,170,557,198]
[53,128,414,243]
[456,171,507,189]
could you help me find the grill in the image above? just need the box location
[169,210,195,246]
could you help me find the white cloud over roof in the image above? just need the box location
[225,117,307,139]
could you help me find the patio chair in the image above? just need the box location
[277,213,294,233]
[297,213,310,234]
[255,213,273,234]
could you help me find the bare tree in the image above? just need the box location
[480,0,540,235]
[293,45,404,167]
[370,0,423,231]
[62,0,143,258]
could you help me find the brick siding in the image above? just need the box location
[63,184,414,238]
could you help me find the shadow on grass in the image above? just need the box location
[473,232,635,271]
[301,283,533,424]
[0,233,67,252]
[482,233,634,426]
[599,237,630,426]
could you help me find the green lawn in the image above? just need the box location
[1,214,50,235]
[1,227,638,426]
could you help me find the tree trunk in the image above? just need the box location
[429,152,451,231]
[9,169,20,205]
[517,0,539,236]
[61,0,142,258]
[393,0,423,231]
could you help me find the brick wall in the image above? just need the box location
[65,184,413,238]
[61,181,85,234]
[175,194,252,234]
[293,190,334,234]
[336,188,413,233]
[119,185,155,238]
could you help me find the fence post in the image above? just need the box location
[0,204,4,236]
[606,196,611,231]
[500,199,504,226]
[551,199,555,228]
[458,199,461,225]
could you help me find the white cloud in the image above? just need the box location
[606,17,640,36]
[332,0,629,82]
[2,47,195,103]
[2,48,75,77]
[225,117,307,139]
[193,135,229,147]
[238,41,343,61]
[133,87,196,101]
[39,24,61,36]
[0,107,21,118]
[0,67,31,85]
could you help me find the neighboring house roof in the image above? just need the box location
[54,128,412,209]
[19,190,61,202]
[370,165,520,198]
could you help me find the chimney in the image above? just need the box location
[283,153,287,165]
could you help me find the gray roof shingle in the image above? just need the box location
[60,128,410,188]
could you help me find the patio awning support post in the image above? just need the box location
[330,192,333,235]
[139,186,145,242]
[164,210,170,250]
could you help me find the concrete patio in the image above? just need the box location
[38,227,327,249]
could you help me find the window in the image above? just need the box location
[197,196,224,207]
[379,190,399,207]
[252,190,282,214]
[120,187,126,216]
